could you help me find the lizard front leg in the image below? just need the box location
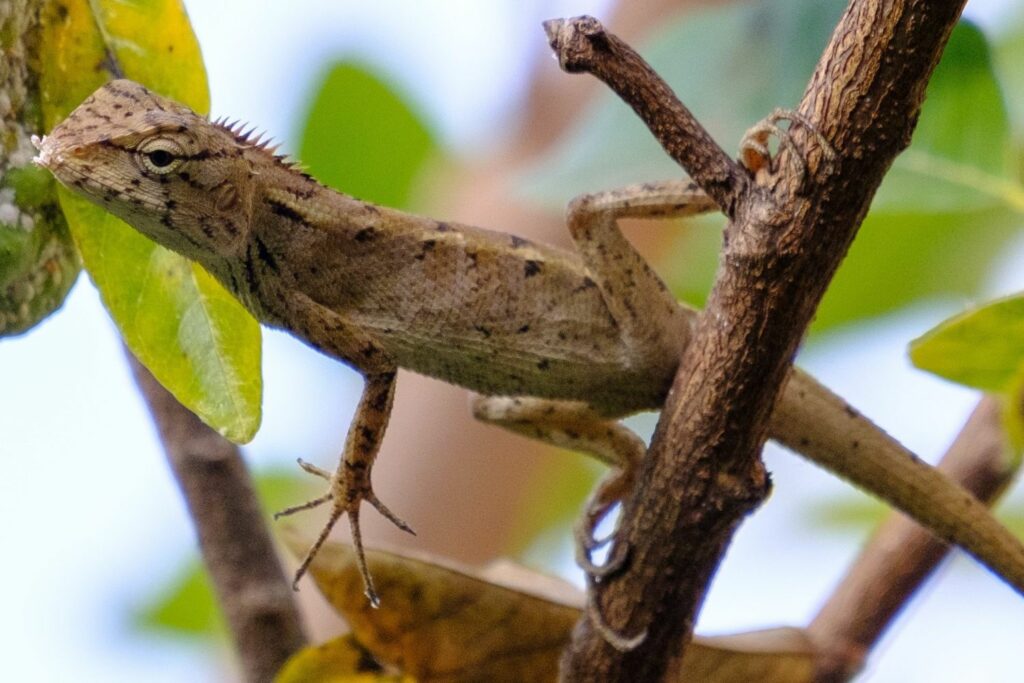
[280,368,411,602]
[268,291,412,605]
[277,369,411,605]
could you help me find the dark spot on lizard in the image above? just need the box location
[129,177,141,187]
[165,198,178,211]
[361,343,379,358]
[415,240,436,261]
[574,276,598,293]
[537,359,550,371]
[55,3,68,20]
[474,325,492,338]
[354,226,377,242]
[510,235,530,249]
[517,324,530,334]
[370,388,391,412]
[359,425,376,443]
[266,198,306,224]
[843,404,859,418]
[254,236,278,272]
[524,260,543,278]
[435,221,452,232]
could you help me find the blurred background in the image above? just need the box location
[3,0,1024,680]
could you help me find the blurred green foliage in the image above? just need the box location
[523,2,1021,334]
[299,61,438,210]
[134,469,316,639]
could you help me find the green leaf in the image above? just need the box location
[132,469,313,639]
[521,4,1020,333]
[806,494,887,535]
[873,23,1019,213]
[992,11,1024,139]
[37,0,261,442]
[299,61,437,210]
[134,559,222,638]
[253,467,320,515]
[910,293,1024,393]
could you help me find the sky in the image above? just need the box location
[3,1,1024,681]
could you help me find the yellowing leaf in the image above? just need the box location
[283,532,818,682]
[36,0,261,442]
[675,628,815,683]
[275,634,407,683]
[284,531,577,681]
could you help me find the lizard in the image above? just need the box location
[33,79,1024,632]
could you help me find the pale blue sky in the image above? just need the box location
[3,1,1024,681]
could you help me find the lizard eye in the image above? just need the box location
[137,137,185,174]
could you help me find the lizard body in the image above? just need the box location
[35,80,1024,612]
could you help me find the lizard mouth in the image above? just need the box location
[31,134,55,169]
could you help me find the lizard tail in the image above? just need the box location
[772,369,1024,596]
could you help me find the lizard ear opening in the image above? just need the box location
[137,136,186,175]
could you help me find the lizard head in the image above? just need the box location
[33,79,259,263]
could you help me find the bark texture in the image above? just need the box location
[129,354,307,682]
[551,3,969,680]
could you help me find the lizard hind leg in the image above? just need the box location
[470,395,645,561]
[276,371,414,606]
[471,394,649,647]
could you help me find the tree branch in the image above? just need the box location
[550,3,968,680]
[808,397,1017,681]
[127,353,306,682]
[544,16,748,216]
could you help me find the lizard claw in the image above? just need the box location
[275,458,413,605]
[739,107,835,180]
[575,468,633,580]
[585,573,647,652]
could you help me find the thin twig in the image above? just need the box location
[550,3,968,680]
[127,353,306,682]
[809,397,1016,681]
[544,16,748,217]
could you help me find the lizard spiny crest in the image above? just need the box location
[33,79,260,267]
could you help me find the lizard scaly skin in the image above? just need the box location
[33,80,1024,614]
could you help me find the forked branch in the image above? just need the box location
[549,2,968,680]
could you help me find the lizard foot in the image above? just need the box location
[574,468,633,579]
[275,458,414,606]
[739,107,836,180]
[585,575,648,652]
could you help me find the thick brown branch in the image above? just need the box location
[543,16,747,216]
[553,3,967,680]
[809,397,1016,681]
[128,354,306,682]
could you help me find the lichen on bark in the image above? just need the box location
[0,0,80,337]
